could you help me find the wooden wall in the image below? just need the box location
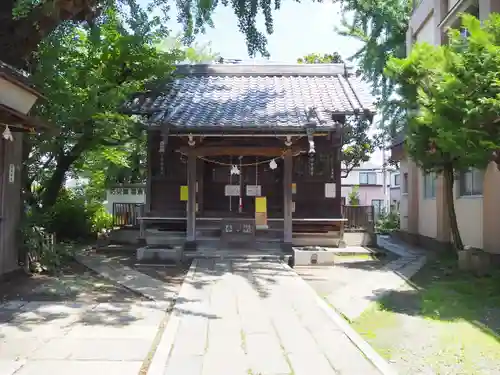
[148,131,342,219]
[0,135,23,276]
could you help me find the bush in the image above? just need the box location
[348,185,361,206]
[87,201,114,235]
[43,188,113,241]
[375,210,400,234]
[21,218,75,273]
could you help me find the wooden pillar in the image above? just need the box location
[145,131,153,213]
[283,150,293,246]
[334,150,342,218]
[186,150,197,244]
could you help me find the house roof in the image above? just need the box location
[124,64,375,132]
[0,60,42,98]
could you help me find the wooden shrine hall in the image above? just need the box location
[124,63,375,253]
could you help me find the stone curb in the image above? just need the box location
[146,259,199,375]
[281,262,399,375]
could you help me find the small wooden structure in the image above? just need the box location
[125,64,375,252]
[0,61,47,276]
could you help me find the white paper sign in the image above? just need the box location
[246,185,262,196]
[225,185,241,196]
[8,164,15,184]
[325,183,336,198]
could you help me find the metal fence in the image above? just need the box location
[112,203,145,227]
[342,205,374,232]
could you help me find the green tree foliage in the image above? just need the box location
[335,0,412,142]
[348,185,360,205]
[297,52,344,64]
[385,14,500,250]
[297,52,374,175]
[4,0,283,67]
[25,5,182,209]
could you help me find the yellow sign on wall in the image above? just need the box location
[180,185,188,201]
[255,196,267,213]
[292,183,297,194]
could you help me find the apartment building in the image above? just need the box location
[341,162,392,212]
[389,170,401,210]
[393,0,500,253]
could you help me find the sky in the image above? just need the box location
[139,0,383,164]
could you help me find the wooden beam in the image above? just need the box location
[186,150,197,242]
[178,146,305,157]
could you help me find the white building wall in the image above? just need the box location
[416,12,436,44]
[399,160,409,231]
[105,186,146,214]
[417,169,438,239]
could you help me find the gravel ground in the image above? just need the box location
[0,260,146,304]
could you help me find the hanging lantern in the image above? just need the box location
[269,159,277,170]
[3,125,13,141]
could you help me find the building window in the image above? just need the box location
[359,172,377,185]
[372,199,384,215]
[394,174,400,187]
[403,173,408,194]
[423,172,436,199]
[459,168,483,196]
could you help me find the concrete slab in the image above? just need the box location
[137,246,183,263]
[74,252,179,302]
[0,360,25,375]
[146,258,394,375]
[15,360,143,375]
[29,338,152,361]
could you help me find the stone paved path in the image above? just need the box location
[0,300,165,375]
[150,258,394,375]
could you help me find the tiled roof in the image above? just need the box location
[125,64,376,131]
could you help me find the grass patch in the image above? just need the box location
[352,254,500,375]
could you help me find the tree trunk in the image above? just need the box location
[443,164,464,250]
[40,138,91,208]
[40,152,80,208]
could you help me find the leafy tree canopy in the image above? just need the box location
[336,0,412,143]
[297,52,344,64]
[25,4,209,208]
[4,0,286,67]
[385,14,500,249]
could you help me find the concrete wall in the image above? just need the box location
[454,195,483,249]
[417,170,438,239]
[399,160,409,231]
[482,162,500,254]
